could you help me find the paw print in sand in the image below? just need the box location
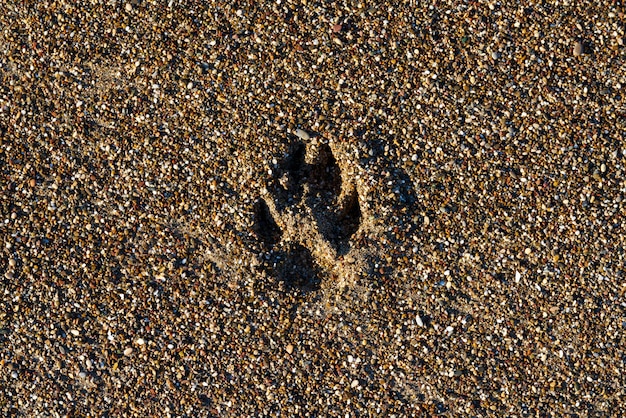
[253,137,362,291]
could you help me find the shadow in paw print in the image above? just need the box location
[307,143,361,255]
[253,199,281,247]
[253,197,323,292]
[308,143,341,202]
[335,187,361,247]
[274,242,324,291]
[257,243,323,292]
[271,141,308,210]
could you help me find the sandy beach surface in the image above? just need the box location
[1,1,625,416]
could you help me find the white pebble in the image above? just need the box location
[445,326,454,335]
[294,129,310,140]
[351,379,359,388]
[416,315,424,327]
[8,258,16,268]
[70,329,80,336]
[136,338,145,345]
[515,271,521,283]
[124,347,133,356]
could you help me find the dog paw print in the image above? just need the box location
[253,138,362,290]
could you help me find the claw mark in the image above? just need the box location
[253,199,282,247]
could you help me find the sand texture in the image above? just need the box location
[1,1,626,416]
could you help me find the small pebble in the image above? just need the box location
[351,379,359,389]
[573,41,583,56]
[294,129,310,141]
[285,344,294,355]
[124,347,134,356]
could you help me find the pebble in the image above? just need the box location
[573,41,584,56]
[294,129,310,141]
[285,344,294,355]
[416,314,424,327]
[123,348,134,356]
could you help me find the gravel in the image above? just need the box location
[1,1,625,417]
